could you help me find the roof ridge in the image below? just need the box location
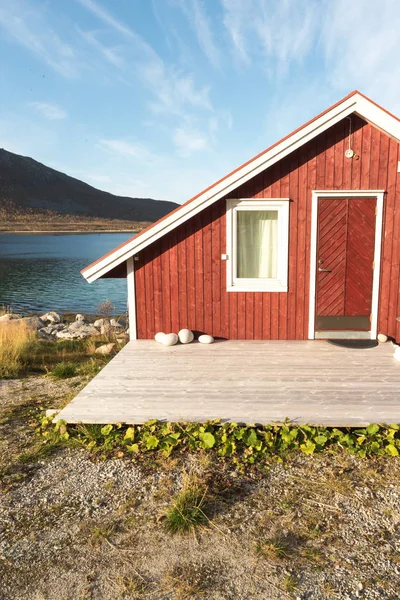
[82,90,399,280]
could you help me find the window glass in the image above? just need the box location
[237,210,278,278]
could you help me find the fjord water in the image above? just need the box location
[0,233,133,314]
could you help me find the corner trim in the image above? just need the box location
[126,256,137,340]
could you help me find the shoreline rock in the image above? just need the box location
[56,322,99,339]
[22,316,45,330]
[0,313,21,322]
[41,311,61,324]
[0,310,129,341]
[95,343,116,355]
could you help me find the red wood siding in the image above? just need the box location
[135,116,400,341]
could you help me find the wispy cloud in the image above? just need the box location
[112,175,152,197]
[77,0,213,114]
[77,27,125,69]
[57,166,112,186]
[321,0,400,110]
[0,0,80,78]
[99,139,158,164]
[76,0,136,39]
[143,65,212,114]
[220,0,251,65]
[175,0,221,69]
[29,102,67,120]
[84,173,112,184]
[221,0,321,74]
[173,127,209,156]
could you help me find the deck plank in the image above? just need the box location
[56,340,400,426]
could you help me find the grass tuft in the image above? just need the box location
[117,574,149,597]
[283,574,298,593]
[84,337,98,355]
[164,480,209,534]
[91,521,118,543]
[165,560,224,599]
[78,358,103,377]
[255,534,293,560]
[50,362,78,379]
[0,320,36,378]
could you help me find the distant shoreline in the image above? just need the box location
[0,229,139,235]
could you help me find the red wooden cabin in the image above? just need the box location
[82,91,400,343]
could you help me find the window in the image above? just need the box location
[226,199,289,292]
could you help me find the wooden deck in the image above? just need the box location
[56,340,400,426]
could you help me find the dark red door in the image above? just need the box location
[315,197,376,331]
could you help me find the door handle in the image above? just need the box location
[318,267,332,272]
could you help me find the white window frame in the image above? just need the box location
[226,198,290,292]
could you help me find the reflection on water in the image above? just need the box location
[0,233,133,314]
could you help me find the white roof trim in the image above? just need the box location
[83,92,400,283]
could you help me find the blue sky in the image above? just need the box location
[0,0,399,204]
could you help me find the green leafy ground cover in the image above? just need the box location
[39,417,400,468]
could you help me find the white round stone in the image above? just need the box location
[377,333,388,343]
[178,328,194,344]
[161,333,178,346]
[155,331,166,343]
[393,346,400,362]
[198,334,214,344]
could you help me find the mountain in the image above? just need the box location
[0,148,178,224]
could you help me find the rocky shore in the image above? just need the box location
[0,311,129,343]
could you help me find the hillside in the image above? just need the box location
[0,148,178,230]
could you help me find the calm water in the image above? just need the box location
[0,233,134,315]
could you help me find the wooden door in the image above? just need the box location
[315,197,376,331]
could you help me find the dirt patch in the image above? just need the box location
[0,377,399,600]
[0,376,84,487]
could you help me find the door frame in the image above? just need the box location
[308,190,385,340]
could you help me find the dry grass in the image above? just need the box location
[164,561,225,600]
[0,323,118,380]
[84,337,98,355]
[0,321,36,378]
[164,475,209,534]
[255,534,293,560]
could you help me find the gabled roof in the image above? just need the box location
[82,90,400,283]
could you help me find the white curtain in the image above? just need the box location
[237,210,278,278]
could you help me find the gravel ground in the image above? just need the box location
[0,376,399,600]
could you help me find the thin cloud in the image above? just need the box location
[143,65,213,114]
[77,0,213,114]
[76,0,136,39]
[220,0,250,65]
[99,139,158,165]
[173,127,209,156]
[77,27,125,69]
[176,0,221,69]
[0,0,80,78]
[321,0,400,111]
[83,173,112,184]
[221,0,321,74]
[29,102,67,120]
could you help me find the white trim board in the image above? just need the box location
[82,92,400,283]
[308,190,385,341]
[126,257,137,341]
